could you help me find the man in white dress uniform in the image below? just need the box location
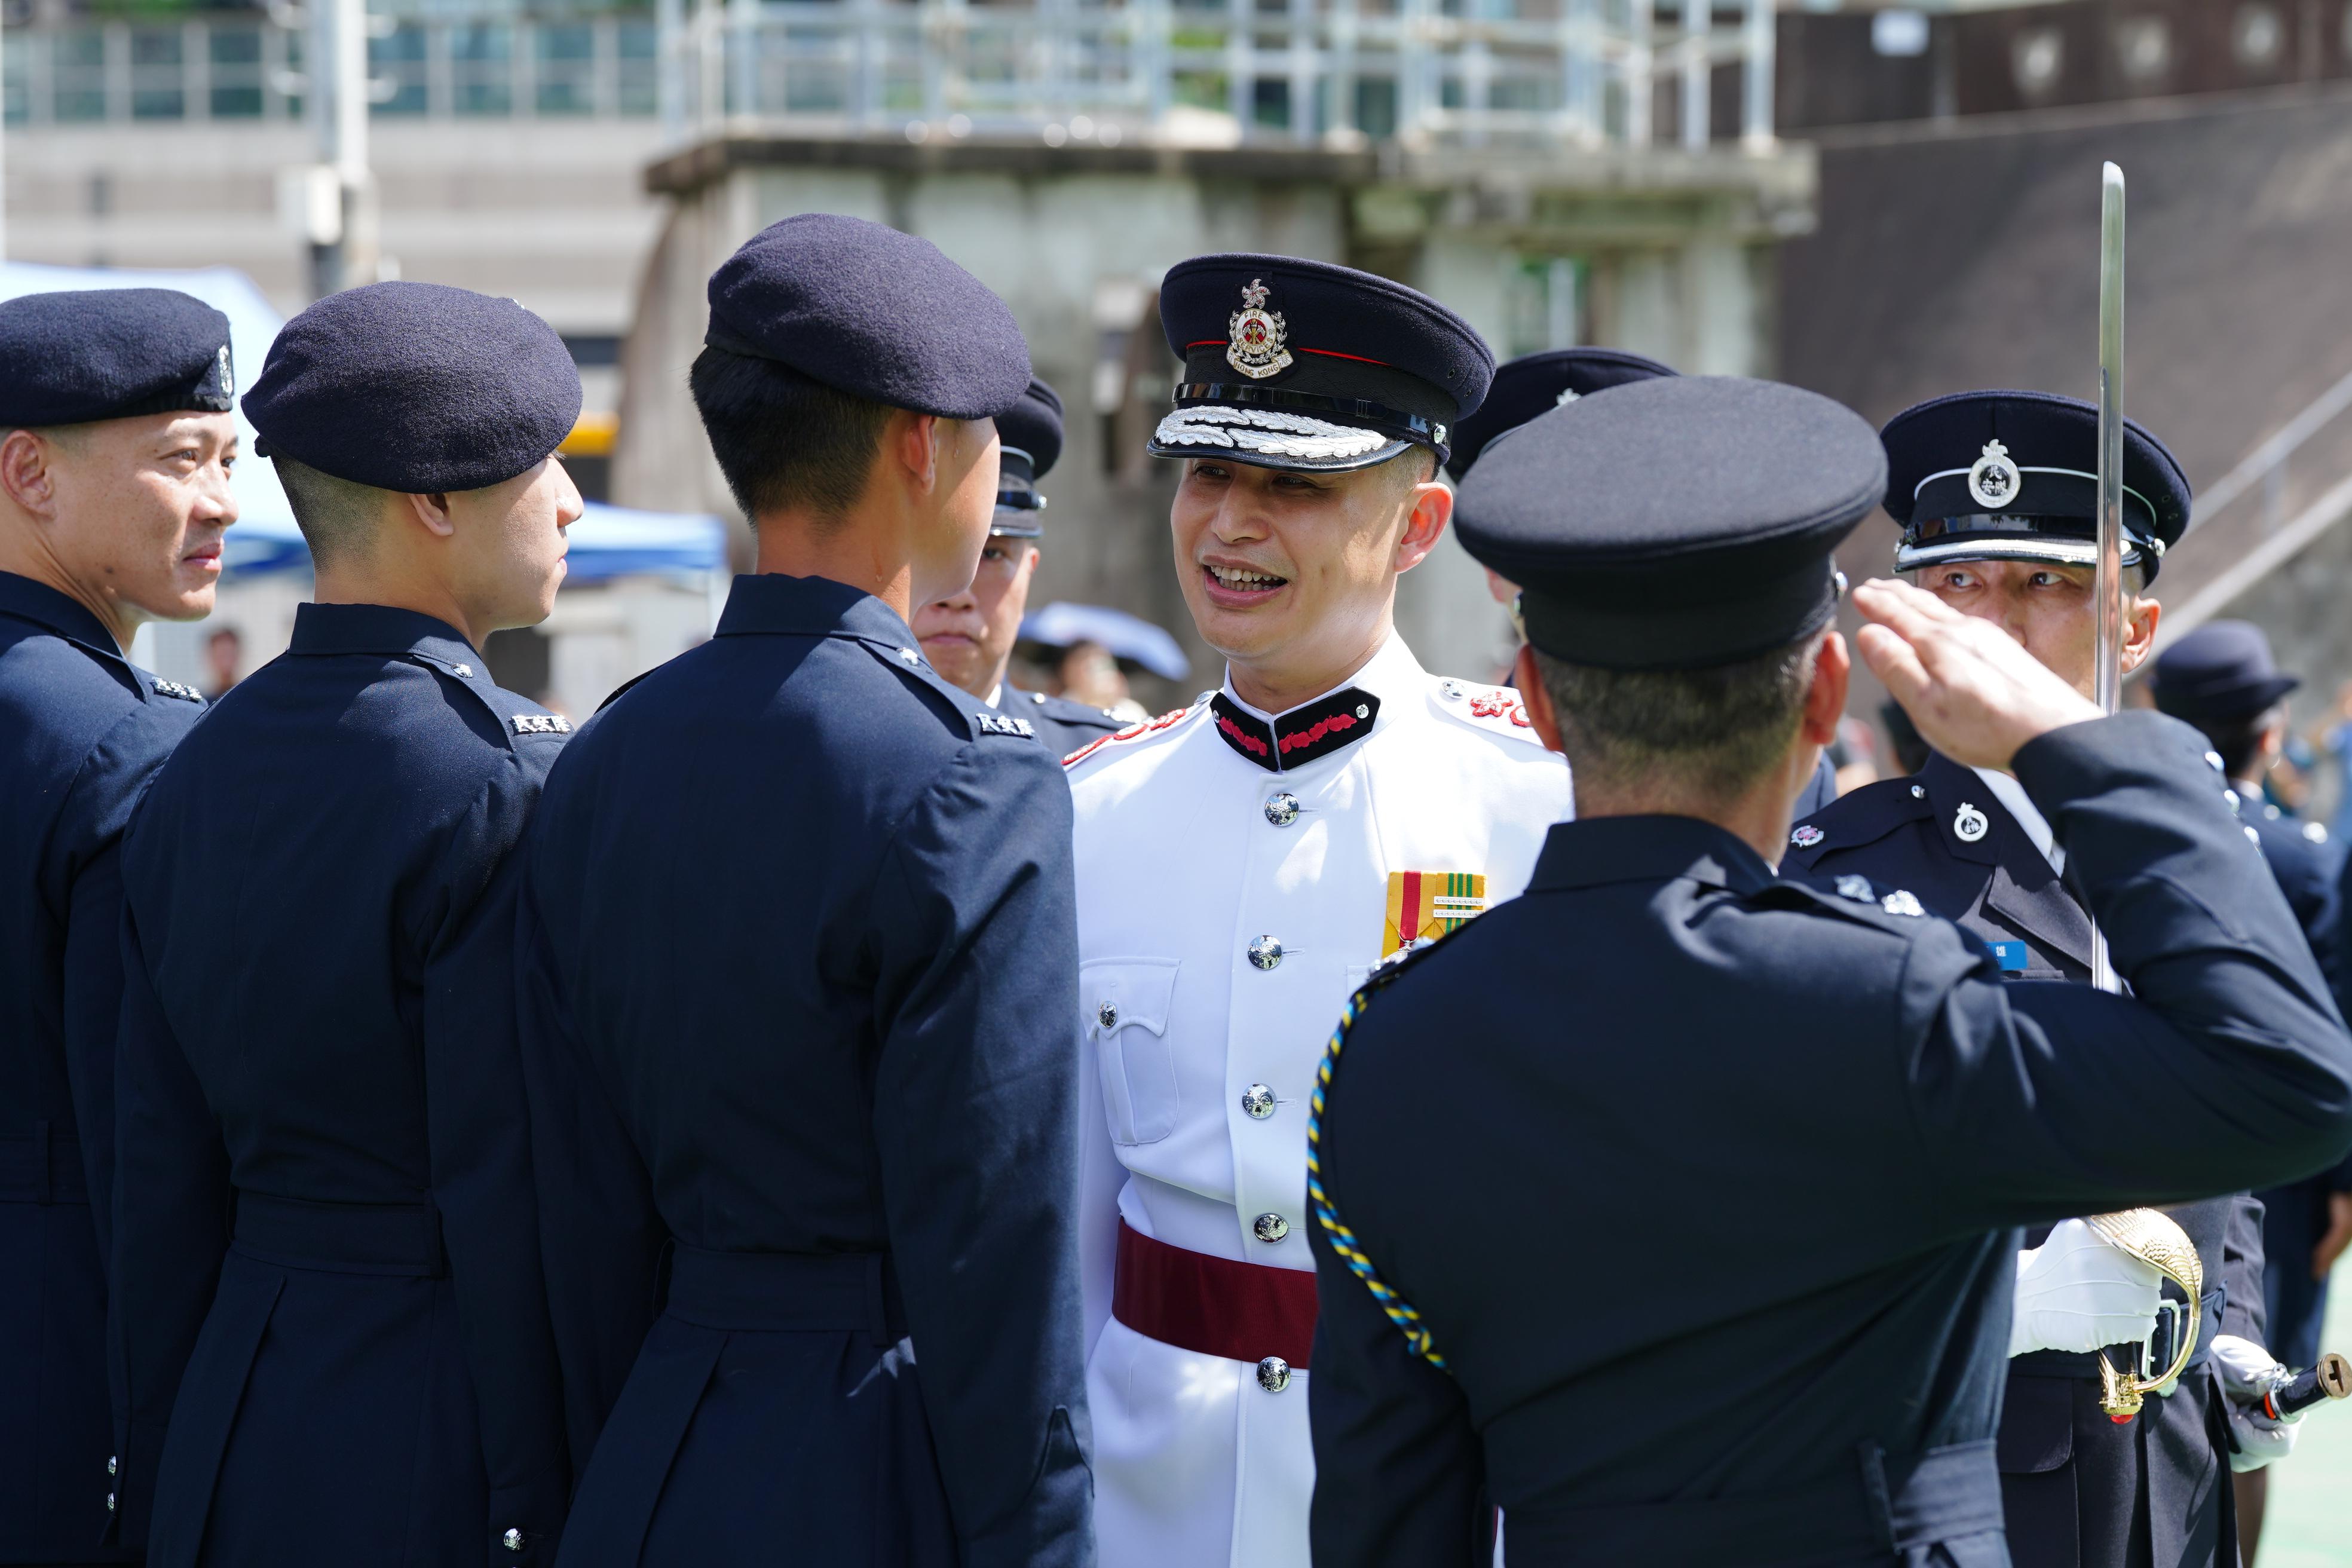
[1064,253,1570,1568]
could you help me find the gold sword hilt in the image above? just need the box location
[2085,1208,2204,1422]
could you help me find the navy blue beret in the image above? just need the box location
[1879,390,2191,583]
[992,377,1063,538]
[705,214,1030,422]
[1147,253,1494,474]
[1456,376,1885,670]
[1444,347,1677,480]
[0,289,234,428]
[244,281,580,492]
[2151,620,2299,723]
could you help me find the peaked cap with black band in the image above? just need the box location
[1880,389,2192,584]
[705,212,1031,422]
[244,281,581,493]
[0,289,235,428]
[1456,376,1885,670]
[1444,347,1677,480]
[1148,253,1494,474]
[993,377,1062,539]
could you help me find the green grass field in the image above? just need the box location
[2256,1269,2352,1567]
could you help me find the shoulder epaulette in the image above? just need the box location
[1062,700,1203,768]
[1784,774,1933,868]
[1749,873,1930,929]
[1425,676,1545,745]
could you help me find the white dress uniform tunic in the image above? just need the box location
[1066,631,1567,1568]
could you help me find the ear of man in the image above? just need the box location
[0,428,63,520]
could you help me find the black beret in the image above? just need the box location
[244,281,580,493]
[2151,620,2299,724]
[0,289,234,428]
[993,377,1063,539]
[1456,376,1885,670]
[705,213,1030,422]
[1147,253,1494,474]
[1444,347,1677,480]
[1879,390,2192,584]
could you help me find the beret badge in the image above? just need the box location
[217,345,234,400]
[1967,437,2020,510]
[1227,277,1293,381]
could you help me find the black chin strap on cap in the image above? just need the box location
[1518,556,1844,672]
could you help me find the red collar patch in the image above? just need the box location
[1209,688,1380,774]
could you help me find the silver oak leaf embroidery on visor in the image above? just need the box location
[1154,405,1391,462]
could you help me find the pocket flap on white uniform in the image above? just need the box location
[1083,958,1182,1146]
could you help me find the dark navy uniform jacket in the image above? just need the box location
[517,573,1093,1568]
[2244,805,2352,1368]
[1787,748,2279,1568]
[1306,715,2352,1568]
[110,604,570,1567]
[1002,683,1121,762]
[0,572,203,1563]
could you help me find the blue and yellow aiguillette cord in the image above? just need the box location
[1306,970,1448,1370]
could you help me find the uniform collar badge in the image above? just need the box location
[1967,438,2020,510]
[1953,801,1989,843]
[1227,277,1293,381]
[1790,823,1824,849]
[1209,687,1379,773]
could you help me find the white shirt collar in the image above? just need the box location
[1218,632,1425,723]
[983,682,1003,709]
[1973,765,2063,874]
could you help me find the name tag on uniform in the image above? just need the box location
[1986,940,2029,972]
[1382,871,1486,959]
[511,713,572,735]
[976,712,1036,739]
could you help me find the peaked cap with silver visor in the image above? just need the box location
[1877,388,2192,584]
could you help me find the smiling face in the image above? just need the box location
[1,412,242,638]
[1910,556,2158,699]
[912,533,1039,700]
[1168,451,1449,707]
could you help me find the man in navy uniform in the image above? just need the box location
[912,375,1120,757]
[515,214,1094,1567]
[1303,374,2352,1567]
[0,288,236,1564]
[1788,391,2286,1568]
[2149,619,2352,1560]
[109,281,581,1565]
[1444,347,1843,822]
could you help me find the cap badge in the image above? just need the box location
[1953,802,1989,843]
[1967,439,2020,510]
[1790,823,1824,849]
[216,344,234,399]
[1227,278,1293,381]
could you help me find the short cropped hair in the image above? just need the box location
[273,454,390,566]
[689,347,895,525]
[1531,632,1824,802]
[2184,700,2285,782]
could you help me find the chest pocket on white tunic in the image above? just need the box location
[1082,958,1181,1146]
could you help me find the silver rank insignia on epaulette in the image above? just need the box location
[511,713,572,735]
[152,679,203,702]
[1835,875,1874,904]
[1881,890,1925,917]
[976,713,1036,739]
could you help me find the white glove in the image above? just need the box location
[2009,1218,2164,1358]
[2212,1333,2300,1474]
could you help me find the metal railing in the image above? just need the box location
[654,0,1776,151]
[2,14,661,126]
[2161,365,2352,640]
[3,0,1776,146]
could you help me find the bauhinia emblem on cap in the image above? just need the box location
[1227,278,1293,381]
[216,345,234,399]
[1967,438,2020,510]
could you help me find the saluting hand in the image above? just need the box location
[1852,578,2103,771]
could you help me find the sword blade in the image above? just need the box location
[2092,161,2126,993]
